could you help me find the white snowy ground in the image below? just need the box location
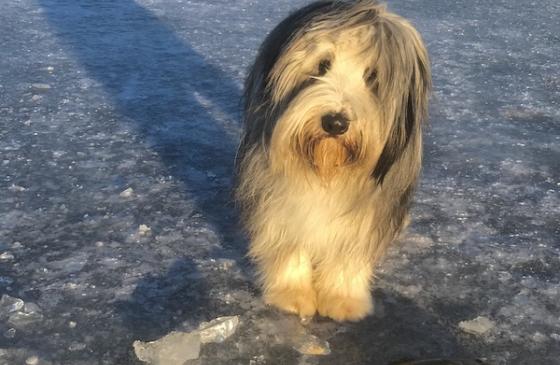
[1,0,559,364]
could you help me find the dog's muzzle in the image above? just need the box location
[321,112,349,136]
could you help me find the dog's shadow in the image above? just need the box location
[37,0,242,248]
[36,0,249,358]
[311,288,483,365]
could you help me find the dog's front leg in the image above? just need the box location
[257,249,317,319]
[315,259,374,322]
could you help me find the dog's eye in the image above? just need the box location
[317,59,331,76]
[365,67,377,84]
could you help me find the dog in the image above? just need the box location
[235,0,431,321]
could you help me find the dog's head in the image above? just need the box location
[242,1,431,183]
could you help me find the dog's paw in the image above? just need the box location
[317,293,373,322]
[264,288,317,319]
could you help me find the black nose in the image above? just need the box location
[321,113,349,135]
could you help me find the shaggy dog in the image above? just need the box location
[236,0,431,321]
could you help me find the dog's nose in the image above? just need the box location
[321,113,349,135]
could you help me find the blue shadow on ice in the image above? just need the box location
[37,0,248,344]
[36,0,242,241]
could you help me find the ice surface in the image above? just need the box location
[0,0,558,364]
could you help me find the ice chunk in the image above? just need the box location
[0,252,15,261]
[5,300,43,328]
[458,316,495,335]
[293,334,331,356]
[120,187,134,197]
[68,342,87,351]
[31,83,51,91]
[198,315,240,343]
[0,295,24,314]
[8,184,26,192]
[133,331,201,365]
[25,356,39,365]
[531,332,548,343]
[133,316,240,365]
[138,224,152,236]
[4,328,16,339]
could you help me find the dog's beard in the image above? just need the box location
[299,134,362,179]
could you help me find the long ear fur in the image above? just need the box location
[371,15,431,184]
[238,1,336,160]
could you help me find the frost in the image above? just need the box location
[458,316,496,335]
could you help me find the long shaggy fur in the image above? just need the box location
[236,0,431,321]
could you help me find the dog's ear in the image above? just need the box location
[372,20,431,184]
[240,1,336,156]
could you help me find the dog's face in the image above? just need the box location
[243,1,431,183]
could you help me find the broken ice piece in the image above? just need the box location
[31,83,51,91]
[8,301,44,328]
[300,315,313,326]
[0,295,24,315]
[25,356,39,365]
[0,252,15,261]
[198,315,240,343]
[4,328,16,338]
[133,331,201,365]
[458,316,495,335]
[120,187,134,197]
[138,224,151,236]
[293,334,331,356]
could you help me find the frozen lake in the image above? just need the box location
[1,0,559,364]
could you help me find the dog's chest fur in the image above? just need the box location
[268,174,378,254]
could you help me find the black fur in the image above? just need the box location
[372,57,430,184]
